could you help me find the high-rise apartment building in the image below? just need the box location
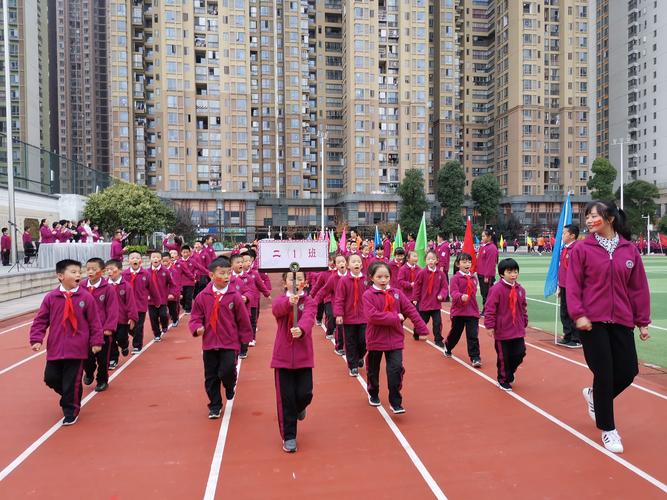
[595,0,609,159]
[0,0,51,191]
[603,0,667,217]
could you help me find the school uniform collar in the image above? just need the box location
[406,263,416,269]
[286,290,305,298]
[130,267,142,274]
[59,285,80,293]
[350,272,363,278]
[372,284,391,291]
[86,278,102,289]
[232,271,243,277]
[501,278,516,287]
[109,276,123,285]
[212,284,229,294]
[427,266,437,272]
[337,270,348,277]
[151,265,162,271]
[459,270,472,277]
[563,241,575,249]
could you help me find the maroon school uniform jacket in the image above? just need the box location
[363,286,428,351]
[189,283,253,351]
[360,254,374,275]
[29,287,104,360]
[566,234,650,329]
[436,242,451,275]
[1,234,10,251]
[260,271,272,292]
[484,280,528,340]
[229,273,251,311]
[412,266,448,311]
[241,270,271,308]
[383,238,391,258]
[557,241,577,288]
[397,263,421,296]
[164,263,182,300]
[122,267,150,313]
[270,294,317,369]
[314,271,348,305]
[476,243,499,278]
[192,251,210,279]
[108,277,139,325]
[146,266,174,307]
[110,239,124,261]
[178,257,197,286]
[388,259,403,288]
[77,225,88,243]
[81,278,119,332]
[203,244,217,264]
[449,271,480,318]
[311,268,337,300]
[333,273,370,324]
[404,240,416,253]
[162,238,181,253]
[40,225,55,243]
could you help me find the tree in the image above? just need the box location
[587,157,617,201]
[615,180,660,236]
[171,203,197,243]
[436,160,466,238]
[397,168,429,234]
[84,183,175,238]
[471,174,501,227]
[497,214,523,241]
[658,216,667,235]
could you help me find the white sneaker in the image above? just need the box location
[582,387,595,422]
[248,340,257,347]
[601,429,623,453]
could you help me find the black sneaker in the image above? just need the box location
[282,439,297,453]
[208,409,222,419]
[154,335,162,342]
[435,340,445,348]
[349,368,359,377]
[443,349,452,358]
[131,347,141,355]
[334,348,345,356]
[368,394,381,407]
[497,381,512,391]
[239,352,248,359]
[121,348,130,356]
[297,409,307,421]
[172,320,179,328]
[391,405,406,414]
[358,359,364,368]
[83,375,94,386]
[225,387,235,400]
[94,382,108,392]
[108,360,117,370]
[471,358,482,368]
[412,333,419,341]
[62,415,78,426]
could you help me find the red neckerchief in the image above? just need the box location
[409,266,416,283]
[209,290,223,331]
[464,274,474,298]
[130,271,138,287]
[427,268,436,294]
[62,291,78,334]
[151,268,159,285]
[562,246,570,271]
[508,284,518,325]
[382,289,395,311]
[352,275,361,310]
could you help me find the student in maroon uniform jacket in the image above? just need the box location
[1,227,10,266]
[314,254,348,355]
[105,259,138,369]
[436,233,451,286]
[363,261,428,414]
[271,270,317,453]
[122,251,150,354]
[312,255,336,325]
[193,241,212,299]
[397,250,421,297]
[334,254,369,376]
[162,234,182,253]
[189,256,253,419]
[476,229,499,315]
[388,247,405,289]
[146,250,175,341]
[484,258,528,393]
[179,245,202,313]
[164,251,183,327]
[556,224,581,348]
[29,259,104,425]
[566,201,651,454]
[202,235,217,263]
[360,243,374,275]
[229,254,252,358]
[241,250,271,345]
[110,230,125,262]
[81,258,119,392]
[411,250,448,347]
[444,253,481,367]
[382,234,392,260]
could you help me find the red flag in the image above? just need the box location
[659,233,667,247]
[462,217,477,273]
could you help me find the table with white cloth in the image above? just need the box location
[38,243,112,269]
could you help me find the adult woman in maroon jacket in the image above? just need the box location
[476,229,499,315]
[567,201,651,454]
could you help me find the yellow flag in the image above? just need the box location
[499,235,505,249]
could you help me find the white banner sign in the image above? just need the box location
[257,240,329,271]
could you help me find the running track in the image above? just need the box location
[0,277,666,499]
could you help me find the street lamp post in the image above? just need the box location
[642,214,651,255]
[216,200,223,246]
[611,137,635,210]
[318,127,327,237]
[3,0,18,266]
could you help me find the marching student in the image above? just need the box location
[193,241,212,299]
[29,259,104,425]
[404,233,416,253]
[484,258,528,392]
[476,229,499,316]
[146,250,175,342]
[567,201,651,454]
[229,253,252,358]
[314,254,348,355]
[179,245,200,314]
[122,250,150,354]
[241,249,271,346]
[382,232,392,259]
[363,261,428,414]
[388,247,405,289]
[444,252,481,367]
[189,257,253,419]
[105,259,138,370]
[202,235,217,263]
[81,258,119,392]
[411,250,448,346]
[164,251,183,327]
[271,270,317,453]
[397,250,420,297]
[436,232,451,287]
[333,254,369,376]
[556,224,581,348]
[162,233,183,254]
[374,245,388,264]
[312,254,336,326]
[360,242,374,275]
[1,227,10,266]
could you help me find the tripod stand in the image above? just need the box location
[6,220,25,273]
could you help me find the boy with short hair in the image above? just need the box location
[241,249,271,346]
[388,247,405,289]
[122,251,150,354]
[81,258,119,392]
[484,258,529,392]
[193,240,212,299]
[163,251,182,327]
[229,253,252,358]
[179,245,202,313]
[105,259,138,369]
[189,257,253,419]
[557,224,581,348]
[29,259,104,425]
[146,250,175,341]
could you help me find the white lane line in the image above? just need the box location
[0,313,184,482]
[320,325,447,499]
[524,297,667,332]
[439,308,667,401]
[413,329,667,494]
[203,358,242,500]
[0,321,34,336]
[0,351,46,376]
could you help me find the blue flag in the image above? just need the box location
[474,235,480,246]
[544,194,572,297]
[374,225,382,256]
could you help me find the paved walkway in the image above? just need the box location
[0,293,46,322]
